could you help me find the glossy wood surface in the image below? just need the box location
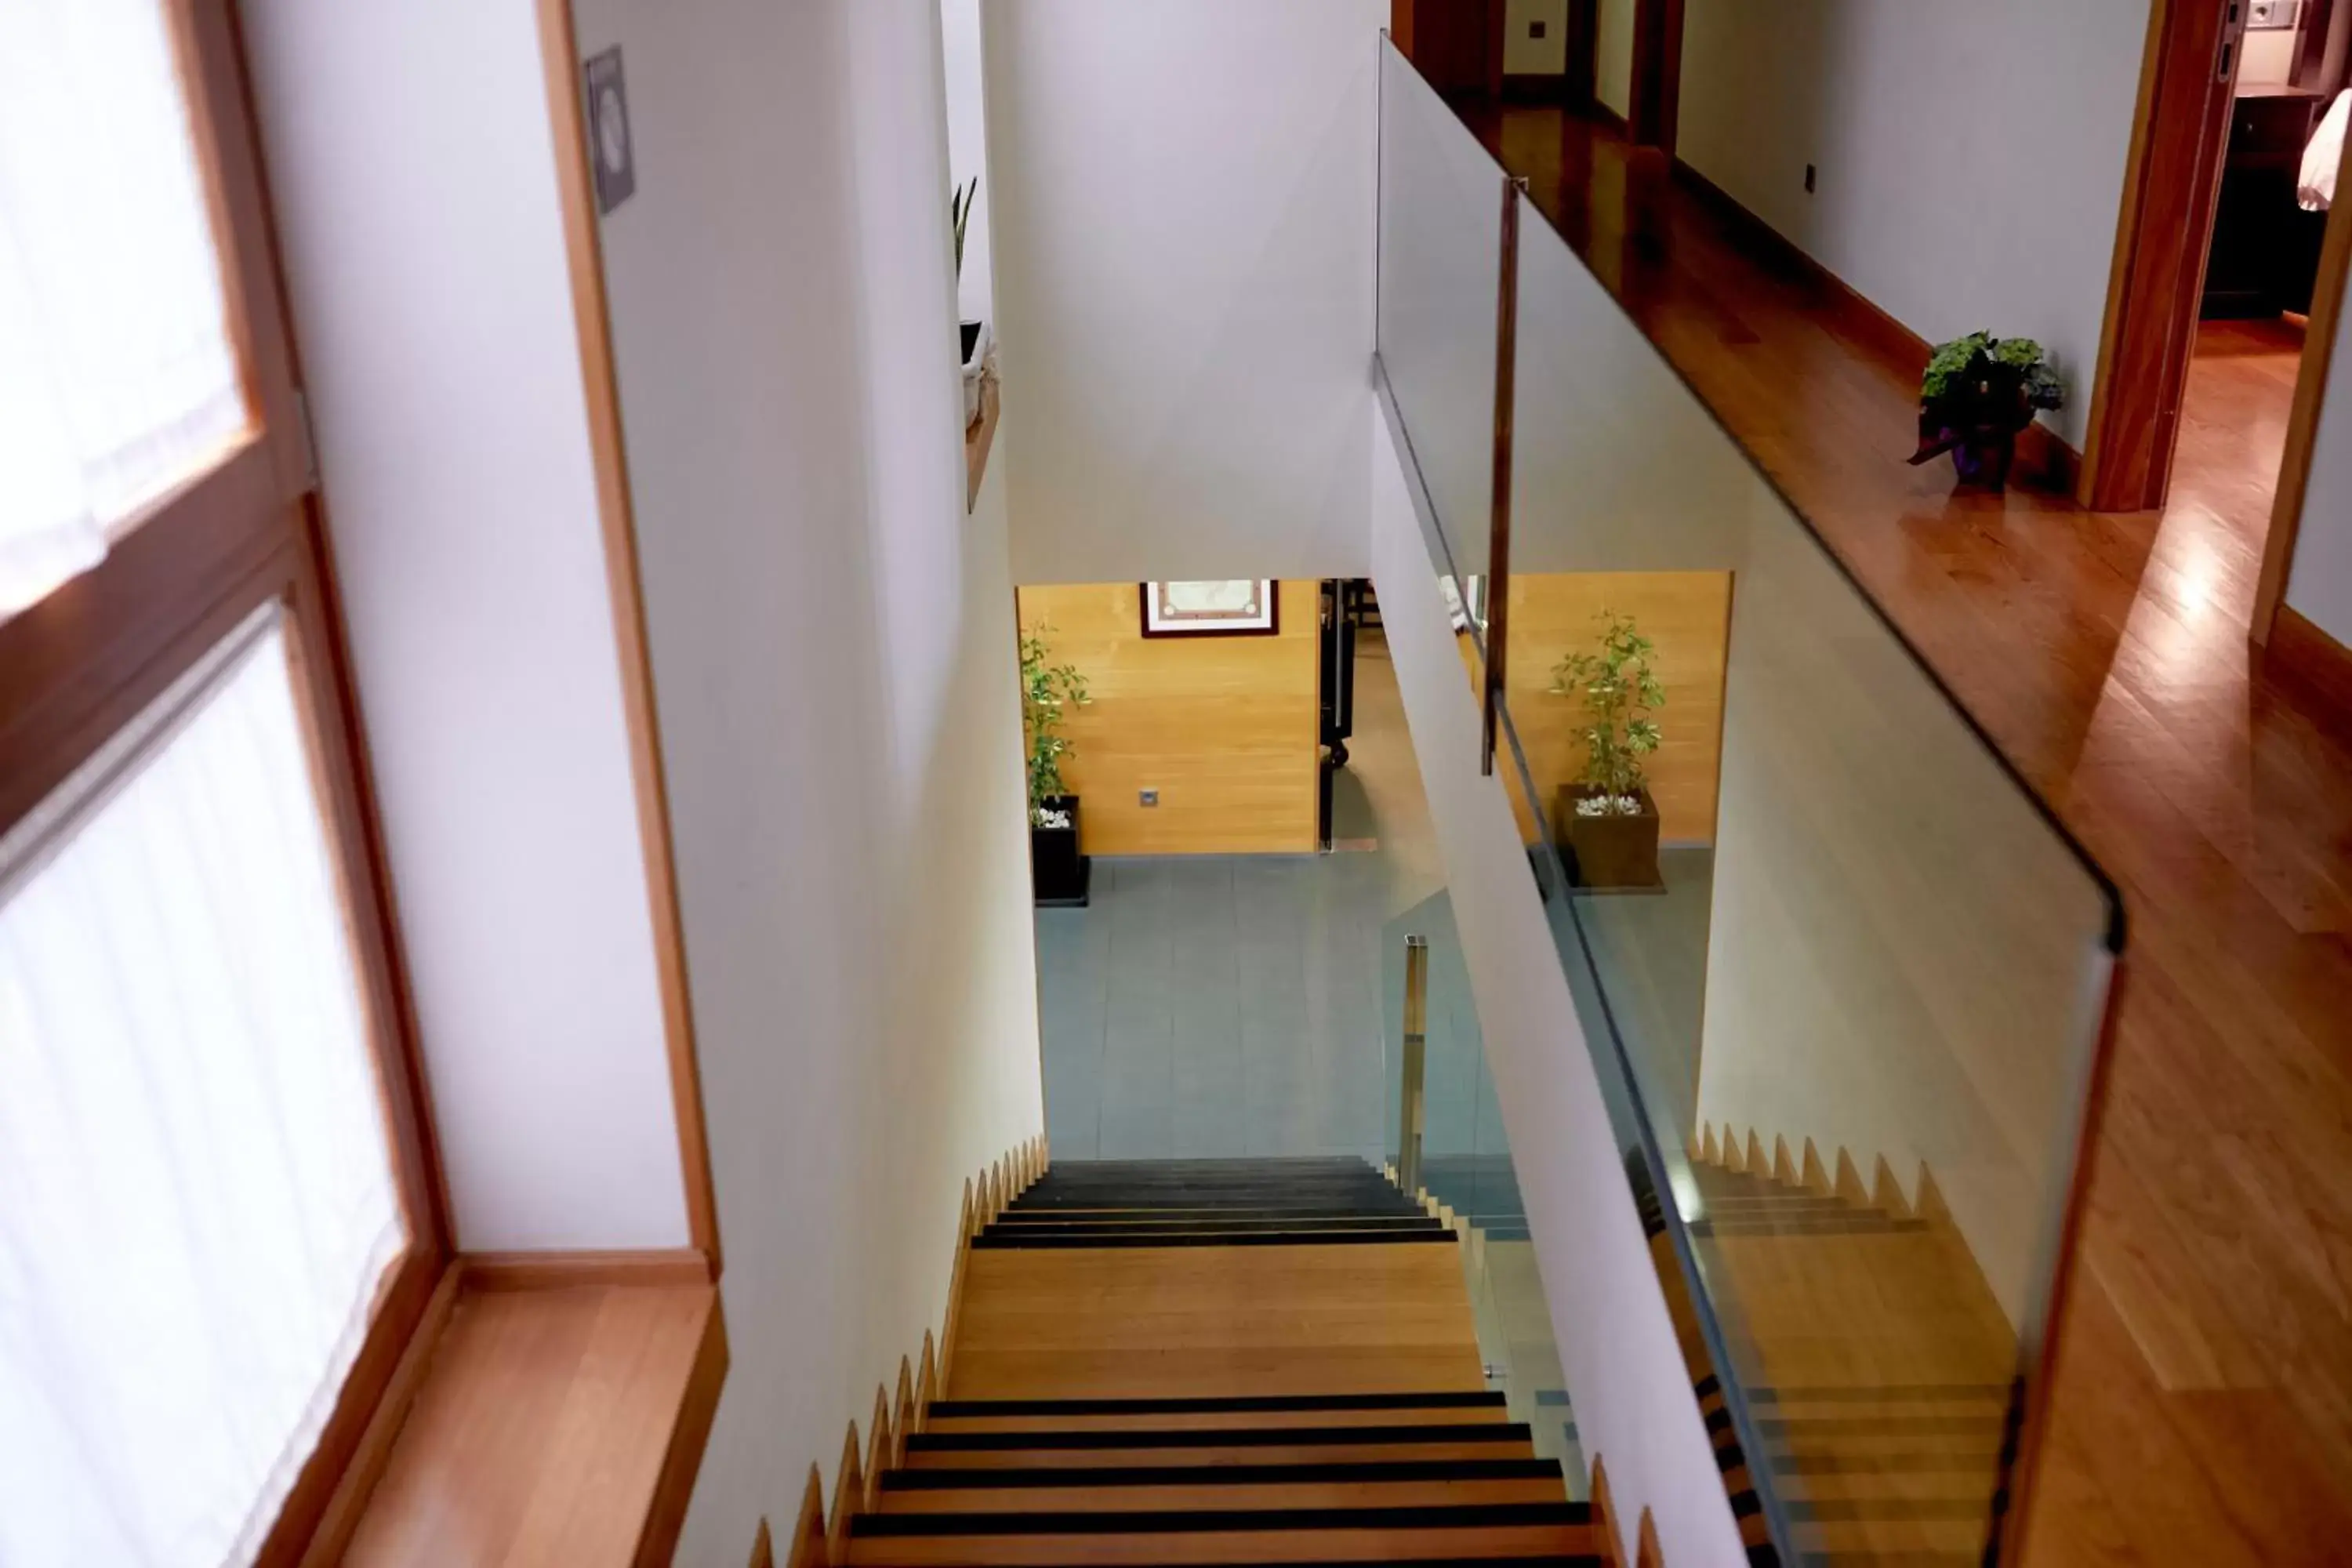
[342,1280,725,1566]
[1457,100,2352,1565]
[1015,582,1321,855]
[946,1243,1489,1399]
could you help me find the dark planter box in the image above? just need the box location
[1031,793,1091,907]
[1554,785,1663,891]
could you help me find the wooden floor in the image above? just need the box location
[1458,101,2352,1565]
[343,1279,724,1566]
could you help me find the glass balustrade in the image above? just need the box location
[1374,34,2124,1567]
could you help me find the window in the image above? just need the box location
[0,4,441,1562]
[0,608,404,1565]
[0,0,253,612]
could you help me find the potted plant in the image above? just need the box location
[1021,622,1091,906]
[1907,332,2064,490]
[953,176,987,425]
[1549,609,1664,891]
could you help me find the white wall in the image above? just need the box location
[985,0,1383,583]
[1675,0,2149,449]
[1371,409,1748,1568]
[1595,0,1635,118]
[561,2,1046,1560]
[238,1,690,1251]
[2287,295,2352,647]
[1504,0,1569,77]
[942,0,994,325]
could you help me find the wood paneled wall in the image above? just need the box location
[1017,581,1321,855]
[1504,571,1733,844]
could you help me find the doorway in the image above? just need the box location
[2089,0,2352,642]
[1626,0,1684,151]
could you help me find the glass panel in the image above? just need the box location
[1494,194,2122,1568]
[0,0,252,611]
[0,606,405,1566]
[1371,42,2125,1564]
[1376,38,1501,578]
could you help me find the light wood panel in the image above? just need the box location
[342,1282,724,1567]
[1016,581,1321,855]
[1504,570,1732,844]
[946,1243,1488,1400]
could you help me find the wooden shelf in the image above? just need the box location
[337,1272,726,1566]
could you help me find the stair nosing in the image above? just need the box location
[927,1392,1504,1417]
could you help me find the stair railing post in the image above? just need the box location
[1399,934,1429,1198]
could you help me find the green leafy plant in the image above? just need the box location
[952,176,979,279]
[1918,332,2063,422]
[1548,609,1664,817]
[1019,622,1088,827]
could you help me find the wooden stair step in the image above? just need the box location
[846,1502,1598,1565]
[928,1393,1508,1417]
[908,1424,1535,1454]
[926,1409,1513,1435]
[903,1437,1543,1470]
[877,1477,1568,1513]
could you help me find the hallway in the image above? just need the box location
[1457,99,2352,1566]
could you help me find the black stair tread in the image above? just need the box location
[994,1207,1427,1221]
[928,1393,1505,1417]
[851,1501,1592,1536]
[972,1229,1457,1249]
[882,1459,1564,1490]
[974,1222,1430,1232]
[851,1559,1601,1567]
[909,1425,1537,1453]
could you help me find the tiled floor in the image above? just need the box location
[1036,637,1502,1162]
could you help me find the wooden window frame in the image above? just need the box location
[0,4,451,1563]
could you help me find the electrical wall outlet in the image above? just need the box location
[1804,163,1817,194]
[1140,789,1160,808]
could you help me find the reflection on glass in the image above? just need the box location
[1377,32,2124,1566]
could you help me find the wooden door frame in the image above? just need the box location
[2081,0,2241,511]
[1628,0,1686,153]
[2255,138,2352,641]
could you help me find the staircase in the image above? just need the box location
[851,1157,1606,1565]
[1677,1134,2019,1567]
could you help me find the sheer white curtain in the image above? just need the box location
[0,0,250,612]
[0,607,405,1567]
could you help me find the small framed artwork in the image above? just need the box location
[1139,580,1279,638]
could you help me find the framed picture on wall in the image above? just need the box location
[1139,580,1279,638]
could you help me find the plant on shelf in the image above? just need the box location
[952,176,987,421]
[1907,332,2065,490]
[1548,609,1666,891]
[953,176,978,281]
[1551,609,1664,816]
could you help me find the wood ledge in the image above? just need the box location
[318,1258,727,1567]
